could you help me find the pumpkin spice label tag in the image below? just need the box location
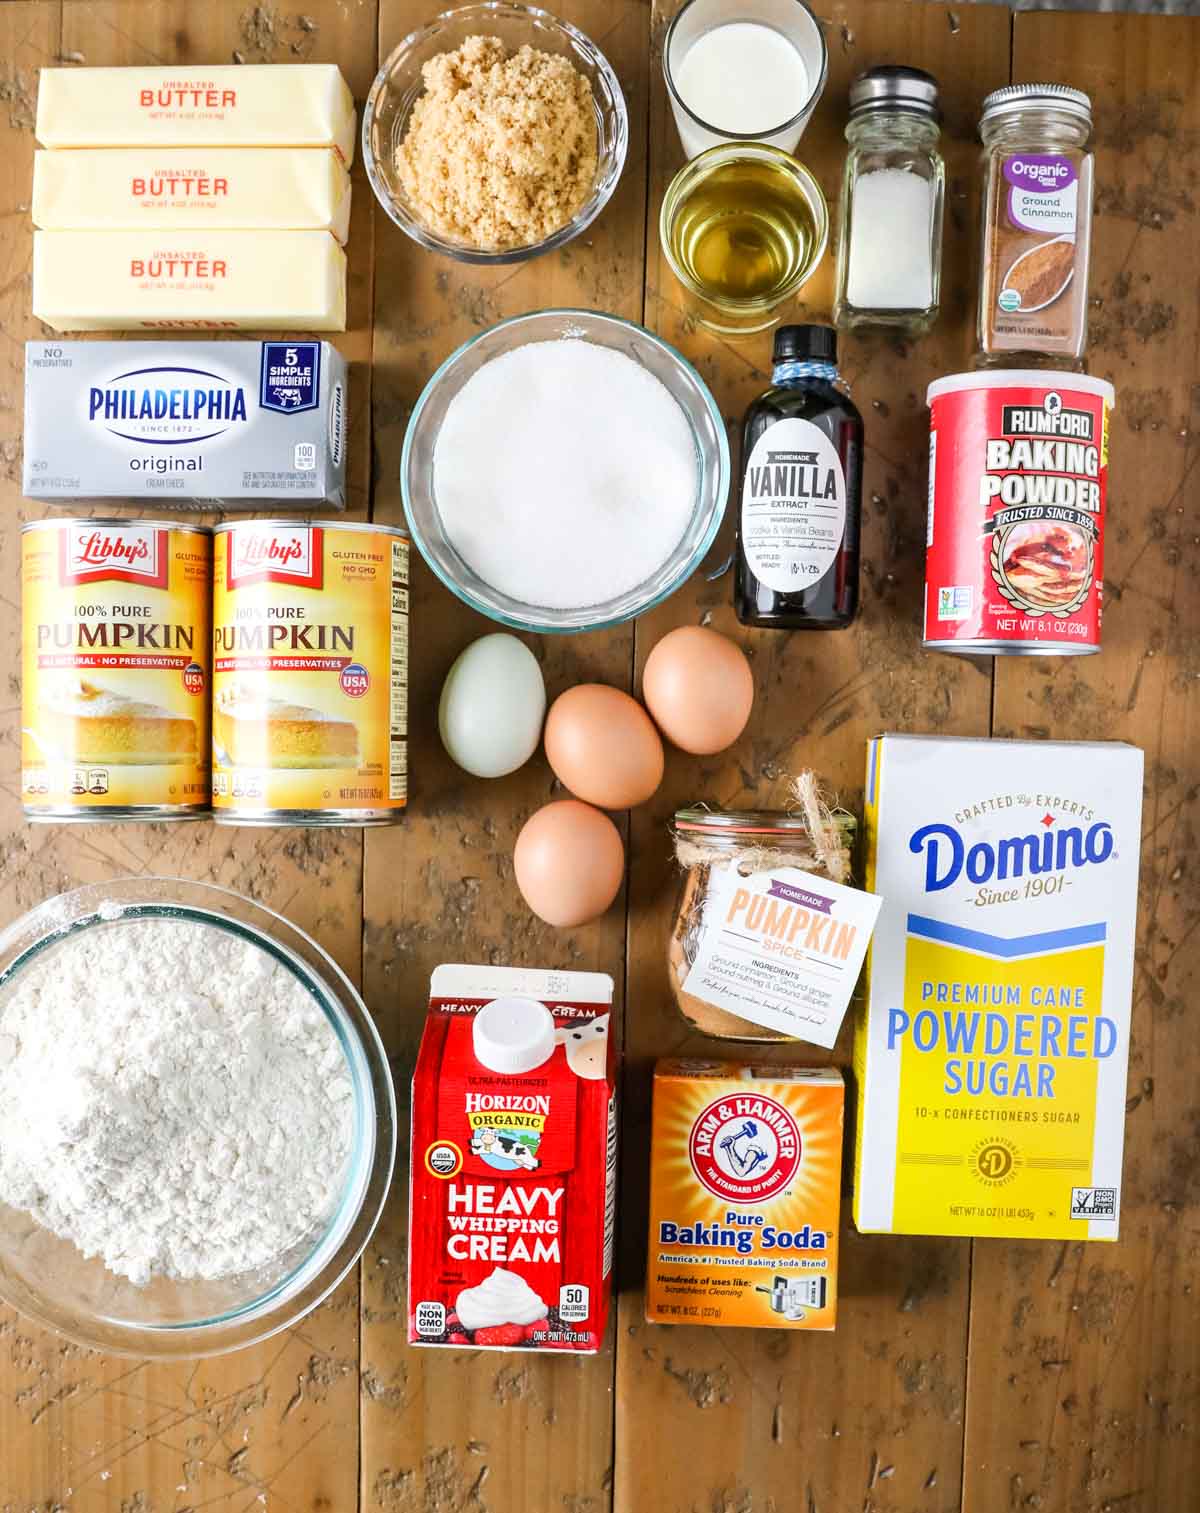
[681,866,882,1048]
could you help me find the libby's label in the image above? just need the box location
[854,734,1143,1241]
[409,966,616,1353]
[646,1062,843,1331]
[212,523,408,818]
[925,377,1111,652]
[740,418,848,593]
[21,522,212,816]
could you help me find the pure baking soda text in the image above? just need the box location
[646,1062,842,1330]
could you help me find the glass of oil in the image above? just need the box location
[659,143,829,334]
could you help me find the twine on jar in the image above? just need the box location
[672,771,853,883]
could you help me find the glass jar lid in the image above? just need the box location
[673,806,856,837]
[981,82,1092,129]
[848,65,940,121]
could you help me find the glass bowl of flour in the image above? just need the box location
[0,879,395,1358]
[401,309,730,632]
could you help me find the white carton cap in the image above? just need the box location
[473,996,557,1075]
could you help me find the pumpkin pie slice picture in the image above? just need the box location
[214,682,360,770]
[28,678,197,766]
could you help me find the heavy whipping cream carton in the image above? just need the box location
[408,966,616,1352]
[854,734,1143,1240]
[646,1062,843,1330]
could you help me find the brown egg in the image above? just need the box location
[513,800,625,927]
[642,626,754,755]
[543,684,664,810]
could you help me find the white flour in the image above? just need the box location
[0,915,354,1286]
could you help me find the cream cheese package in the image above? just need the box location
[32,228,346,332]
[23,340,346,507]
[35,64,357,163]
[32,147,352,242]
[853,733,1143,1241]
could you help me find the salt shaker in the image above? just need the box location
[834,66,944,332]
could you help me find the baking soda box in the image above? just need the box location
[854,734,1143,1241]
[646,1061,843,1330]
[408,965,616,1352]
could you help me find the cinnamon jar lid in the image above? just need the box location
[981,82,1092,128]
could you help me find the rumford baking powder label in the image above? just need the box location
[853,734,1143,1240]
[21,520,211,816]
[408,966,616,1353]
[646,1062,842,1330]
[212,522,408,820]
[925,372,1113,653]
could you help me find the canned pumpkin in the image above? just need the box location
[212,521,409,826]
[21,519,212,821]
[924,370,1114,656]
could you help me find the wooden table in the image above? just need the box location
[1,2,1197,1509]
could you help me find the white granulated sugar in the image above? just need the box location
[433,339,698,609]
[0,916,354,1286]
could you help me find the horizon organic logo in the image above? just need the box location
[60,523,168,588]
[226,525,323,589]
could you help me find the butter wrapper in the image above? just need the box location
[33,148,352,244]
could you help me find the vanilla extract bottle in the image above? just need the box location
[734,324,864,630]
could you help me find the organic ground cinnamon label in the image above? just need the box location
[977,84,1094,366]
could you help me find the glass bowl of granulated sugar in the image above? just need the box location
[402,308,730,632]
[0,878,395,1358]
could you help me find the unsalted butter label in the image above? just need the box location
[35,64,357,164]
[682,866,882,1048]
[32,229,346,333]
[32,148,352,243]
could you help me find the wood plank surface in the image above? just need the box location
[359,3,650,1510]
[0,3,377,1510]
[615,5,1007,1511]
[964,16,1200,1513]
[0,4,1196,1512]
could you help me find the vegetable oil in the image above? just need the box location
[660,143,828,333]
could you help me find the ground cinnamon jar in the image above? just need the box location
[667,798,856,1042]
[977,84,1094,367]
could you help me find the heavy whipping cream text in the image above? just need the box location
[409,967,616,1352]
[854,734,1143,1240]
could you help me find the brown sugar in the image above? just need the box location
[394,35,598,251]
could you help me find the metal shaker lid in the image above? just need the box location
[849,65,940,120]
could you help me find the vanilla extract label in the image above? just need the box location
[740,418,848,594]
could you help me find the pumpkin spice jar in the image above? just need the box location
[977,84,1094,367]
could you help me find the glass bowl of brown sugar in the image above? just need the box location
[364,2,628,264]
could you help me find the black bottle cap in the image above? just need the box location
[773,324,837,364]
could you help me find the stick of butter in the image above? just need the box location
[33,229,347,332]
[35,65,357,164]
[32,148,353,243]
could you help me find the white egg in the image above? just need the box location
[439,634,546,779]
